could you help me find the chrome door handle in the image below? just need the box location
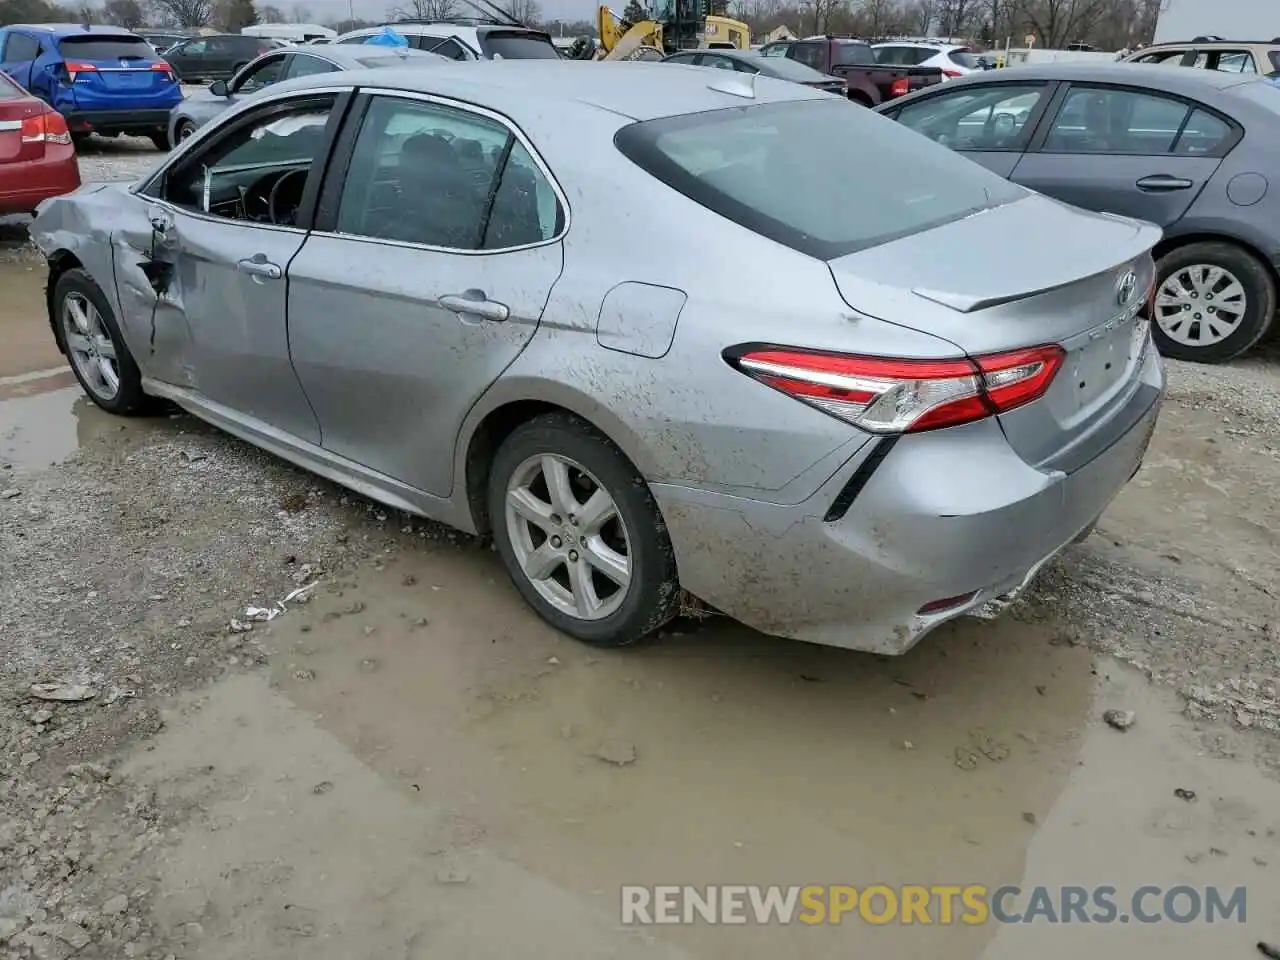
[237,257,282,280]
[1136,175,1194,192]
[439,291,509,322]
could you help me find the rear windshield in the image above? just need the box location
[834,42,874,65]
[615,98,1026,260]
[949,48,976,68]
[480,30,560,59]
[0,71,22,97]
[57,36,155,60]
[758,56,827,81]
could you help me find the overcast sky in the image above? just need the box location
[274,0,600,25]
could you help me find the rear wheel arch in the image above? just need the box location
[462,397,659,539]
[1152,231,1280,296]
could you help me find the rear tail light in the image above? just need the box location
[942,68,963,78]
[64,61,97,82]
[890,76,909,96]
[151,61,177,80]
[21,111,73,145]
[726,344,1065,434]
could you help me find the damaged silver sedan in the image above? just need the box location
[31,63,1164,654]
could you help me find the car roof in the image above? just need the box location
[294,44,446,67]
[935,61,1257,93]
[9,23,141,37]
[873,40,957,48]
[265,59,823,121]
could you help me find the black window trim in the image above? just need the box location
[1025,81,1244,158]
[311,87,570,255]
[883,79,1061,154]
[230,50,290,91]
[136,88,356,234]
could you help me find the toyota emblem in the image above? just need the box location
[1115,269,1138,307]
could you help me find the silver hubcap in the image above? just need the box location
[62,294,120,401]
[504,454,632,621]
[1154,264,1247,347]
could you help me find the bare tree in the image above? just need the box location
[103,0,145,27]
[257,2,283,18]
[907,0,935,33]
[290,3,312,21]
[505,0,540,22]
[389,0,457,19]
[1017,0,1110,48]
[801,0,844,35]
[934,0,974,36]
[149,0,213,27]
[858,0,903,37]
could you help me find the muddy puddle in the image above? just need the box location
[0,383,135,473]
[125,542,1275,960]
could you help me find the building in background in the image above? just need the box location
[1154,0,1278,43]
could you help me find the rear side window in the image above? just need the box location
[615,98,1026,260]
[1134,50,1184,64]
[418,36,469,60]
[3,33,42,62]
[57,36,155,60]
[788,42,825,70]
[949,49,976,68]
[1214,50,1256,73]
[1043,86,1232,156]
[480,31,560,59]
[338,34,369,44]
[1270,51,1280,72]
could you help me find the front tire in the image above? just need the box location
[52,268,155,416]
[1151,241,1276,363]
[488,413,680,647]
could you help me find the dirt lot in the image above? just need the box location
[1,140,1280,959]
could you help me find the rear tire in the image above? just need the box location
[1152,241,1276,363]
[148,130,169,151]
[488,413,680,648]
[52,268,157,416]
[175,118,197,144]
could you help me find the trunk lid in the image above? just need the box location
[827,193,1161,468]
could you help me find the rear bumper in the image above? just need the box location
[61,109,172,134]
[0,152,82,216]
[653,341,1165,655]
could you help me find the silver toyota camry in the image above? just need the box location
[30,61,1165,655]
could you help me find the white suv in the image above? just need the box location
[872,41,980,79]
[333,21,561,61]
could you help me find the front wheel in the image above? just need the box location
[488,413,680,647]
[52,268,156,416]
[1151,242,1276,363]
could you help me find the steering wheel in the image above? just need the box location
[267,169,309,226]
[992,111,1017,138]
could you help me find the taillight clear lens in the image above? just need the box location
[65,61,97,82]
[727,345,1064,434]
[21,111,73,145]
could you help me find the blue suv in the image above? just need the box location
[0,24,182,149]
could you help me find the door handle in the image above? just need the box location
[237,256,282,280]
[439,290,510,322]
[1136,175,1194,192]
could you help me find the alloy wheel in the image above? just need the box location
[503,453,632,621]
[1154,264,1247,348]
[62,293,121,402]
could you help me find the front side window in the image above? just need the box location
[335,96,561,249]
[233,54,287,92]
[162,97,335,225]
[180,39,209,56]
[283,54,338,79]
[1043,86,1215,155]
[789,42,825,70]
[895,83,1048,151]
[615,97,1026,260]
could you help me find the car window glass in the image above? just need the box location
[335,96,508,249]
[789,42,824,70]
[182,39,209,55]
[284,53,337,79]
[1271,52,1280,72]
[1213,51,1256,73]
[337,34,368,44]
[3,33,41,61]
[57,36,154,60]
[706,56,735,70]
[896,83,1046,151]
[760,43,788,57]
[0,70,21,96]
[419,36,469,60]
[163,99,334,224]
[873,46,906,64]
[948,48,976,68]
[1173,108,1233,154]
[483,141,561,248]
[834,42,873,65]
[1186,50,1210,68]
[234,55,286,92]
[1044,86,1191,154]
[1135,50,1180,63]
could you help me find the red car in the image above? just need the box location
[0,71,80,217]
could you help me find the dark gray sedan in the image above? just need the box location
[877,63,1280,363]
[167,44,449,147]
[662,48,847,95]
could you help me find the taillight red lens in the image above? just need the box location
[21,111,73,146]
[890,76,909,96]
[727,344,1064,434]
[943,68,963,78]
[151,61,176,80]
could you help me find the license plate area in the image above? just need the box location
[1065,316,1141,411]
[103,71,152,89]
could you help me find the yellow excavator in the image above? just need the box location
[592,1,751,61]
